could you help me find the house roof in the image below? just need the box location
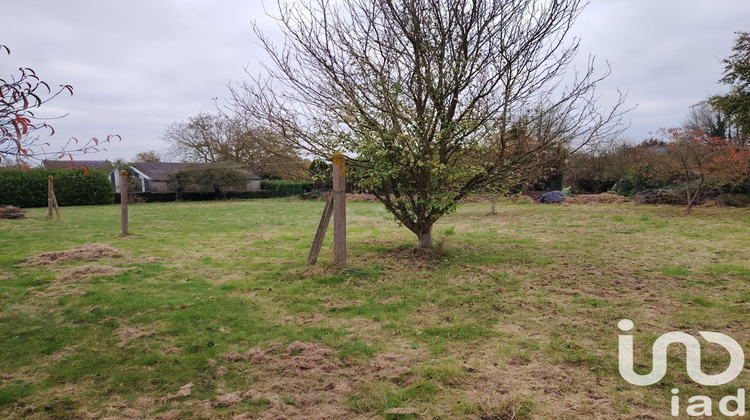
[127,162,261,181]
[42,159,113,170]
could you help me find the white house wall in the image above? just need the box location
[109,168,151,193]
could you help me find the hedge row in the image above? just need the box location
[0,169,114,208]
[261,180,313,196]
[114,191,275,203]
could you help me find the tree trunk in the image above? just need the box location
[490,198,497,214]
[417,228,433,248]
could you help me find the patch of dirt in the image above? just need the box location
[563,193,629,205]
[217,341,423,419]
[115,323,159,348]
[283,312,330,326]
[365,352,415,380]
[162,383,193,401]
[80,305,108,313]
[22,243,124,266]
[215,390,244,407]
[103,398,146,419]
[379,296,403,305]
[154,409,182,420]
[461,356,622,420]
[321,299,363,310]
[384,407,419,415]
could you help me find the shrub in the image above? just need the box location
[190,165,249,199]
[632,186,720,206]
[615,164,666,197]
[717,193,750,207]
[0,169,114,207]
[261,180,313,196]
[308,159,332,189]
[565,142,639,194]
[633,189,687,205]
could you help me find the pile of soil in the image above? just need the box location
[0,206,26,219]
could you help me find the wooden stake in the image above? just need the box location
[120,170,129,236]
[45,176,61,220]
[46,176,54,220]
[332,153,346,268]
[307,193,334,265]
[51,190,61,219]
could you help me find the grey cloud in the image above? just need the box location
[2,0,749,160]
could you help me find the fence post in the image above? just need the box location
[45,176,61,220]
[120,170,129,236]
[332,153,346,268]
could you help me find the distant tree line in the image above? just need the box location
[161,112,309,181]
[563,31,750,208]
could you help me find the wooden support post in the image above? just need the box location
[51,189,61,219]
[332,153,346,268]
[45,176,61,220]
[307,193,334,265]
[120,170,129,236]
[46,176,54,220]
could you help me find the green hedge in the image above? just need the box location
[0,169,114,208]
[261,180,314,196]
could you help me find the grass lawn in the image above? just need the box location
[1,198,749,419]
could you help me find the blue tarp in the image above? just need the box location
[535,190,567,204]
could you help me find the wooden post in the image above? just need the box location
[46,176,54,220]
[120,170,129,236]
[51,188,61,219]
[307,193,334,265]
[332,153,346,268]
[45,176,61,220]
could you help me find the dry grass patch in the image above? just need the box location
[21,243,124,266]
[115,322,163,348]
[55,264,133,283]
[214,341,427,419]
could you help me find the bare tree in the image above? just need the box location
[233,0,627,247]
[161,112,305,179]
[133,150,162,162]
[564,140,638,193]
[683,100,727,139]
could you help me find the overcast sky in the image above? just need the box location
[2,1,749,162]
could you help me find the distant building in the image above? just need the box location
[42,159,113,171]
[109,162,261,193]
